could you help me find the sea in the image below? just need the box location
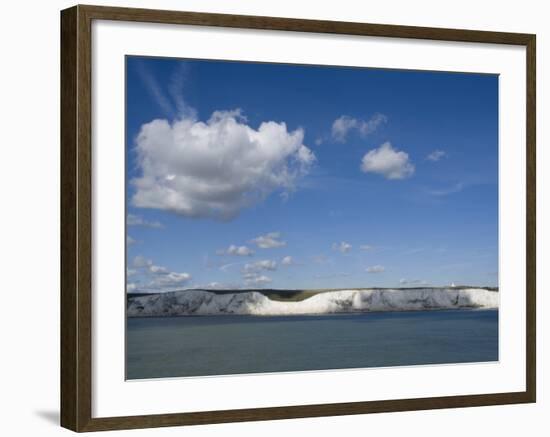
[126,309,498,380]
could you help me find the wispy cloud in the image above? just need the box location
[127,214,163,228]
[167,63,195,118]
[402,247,426,256]
[194,281,243,290]
[242,259,277,273]
[251,232,286,249]
[331,113,387,143]
[129,255,191,291]
[311,254,331,265]
[366,265,385,273]
[240,258,276,287]
[243,274,272,287]
[148,272,191,289]
[427,182,464,196]
[216,244,254,256]
[399,278,429,285]
[426,149,447,162]
[219,262,245,272]
[281,256,294,266]
[332,241,352,253]
[135,61,196,119]
[135,62,176,117]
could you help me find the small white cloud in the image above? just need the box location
[243,259,277,273]
[366,265,385,273]
[148,271,191,289]
[251,232,286,249]
[132,255,152,268]
[127,235,137,245]
[217,244,254,256]
[331,113,387,143]
[195,281,242,290]
[241,260,276,287]
[148,264,169,274]
[131,255,191,291]
[127,213,163,228]
[359,244,374,251]
[127,268,137,277]
[427,150,447,162]
[126,283,137,292]
[244,274,272,287]
[360,142,414,180]
[332,241,352,253]
[200,282,223,290]
[281,256,294,266]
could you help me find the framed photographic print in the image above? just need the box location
[60,4,536,432]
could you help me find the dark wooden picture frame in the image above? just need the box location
[60,4,536,432]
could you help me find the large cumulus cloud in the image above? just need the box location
[131,110,315,220]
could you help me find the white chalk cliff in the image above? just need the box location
[127,288,498,317]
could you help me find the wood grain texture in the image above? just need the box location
[60,4,537,432]
[525,35,536,403]
[79,4,534,44]
[60,5,78,431]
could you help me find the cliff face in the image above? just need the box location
[127,288,499,317]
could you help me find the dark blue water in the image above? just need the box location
[126,309,498,379]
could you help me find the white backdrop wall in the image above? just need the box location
[0,0,547,436]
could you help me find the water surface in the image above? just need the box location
[126,309,498,379]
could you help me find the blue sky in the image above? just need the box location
[125,56,498,292]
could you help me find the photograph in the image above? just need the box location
[1,0,543,434]
[125,56,500,380]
